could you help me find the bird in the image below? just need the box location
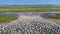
[0,15,60,34]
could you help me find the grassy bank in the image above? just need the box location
[0,15,18,23]
[42,15,60,19]
[0,5,60,12]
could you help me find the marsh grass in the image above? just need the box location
[0,15,18,23]
[42,15,60,19]
[0,5,60,12]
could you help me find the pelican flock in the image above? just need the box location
[0,15,60,34]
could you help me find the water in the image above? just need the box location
[0,12,60,16]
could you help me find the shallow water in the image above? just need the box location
[0,12,60,16]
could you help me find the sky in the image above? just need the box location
[0,0,60,5]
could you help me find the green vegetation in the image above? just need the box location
[0,5,60,22]
[0,5,60,12]
[0,15,18,23]
[42,14,60,19]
